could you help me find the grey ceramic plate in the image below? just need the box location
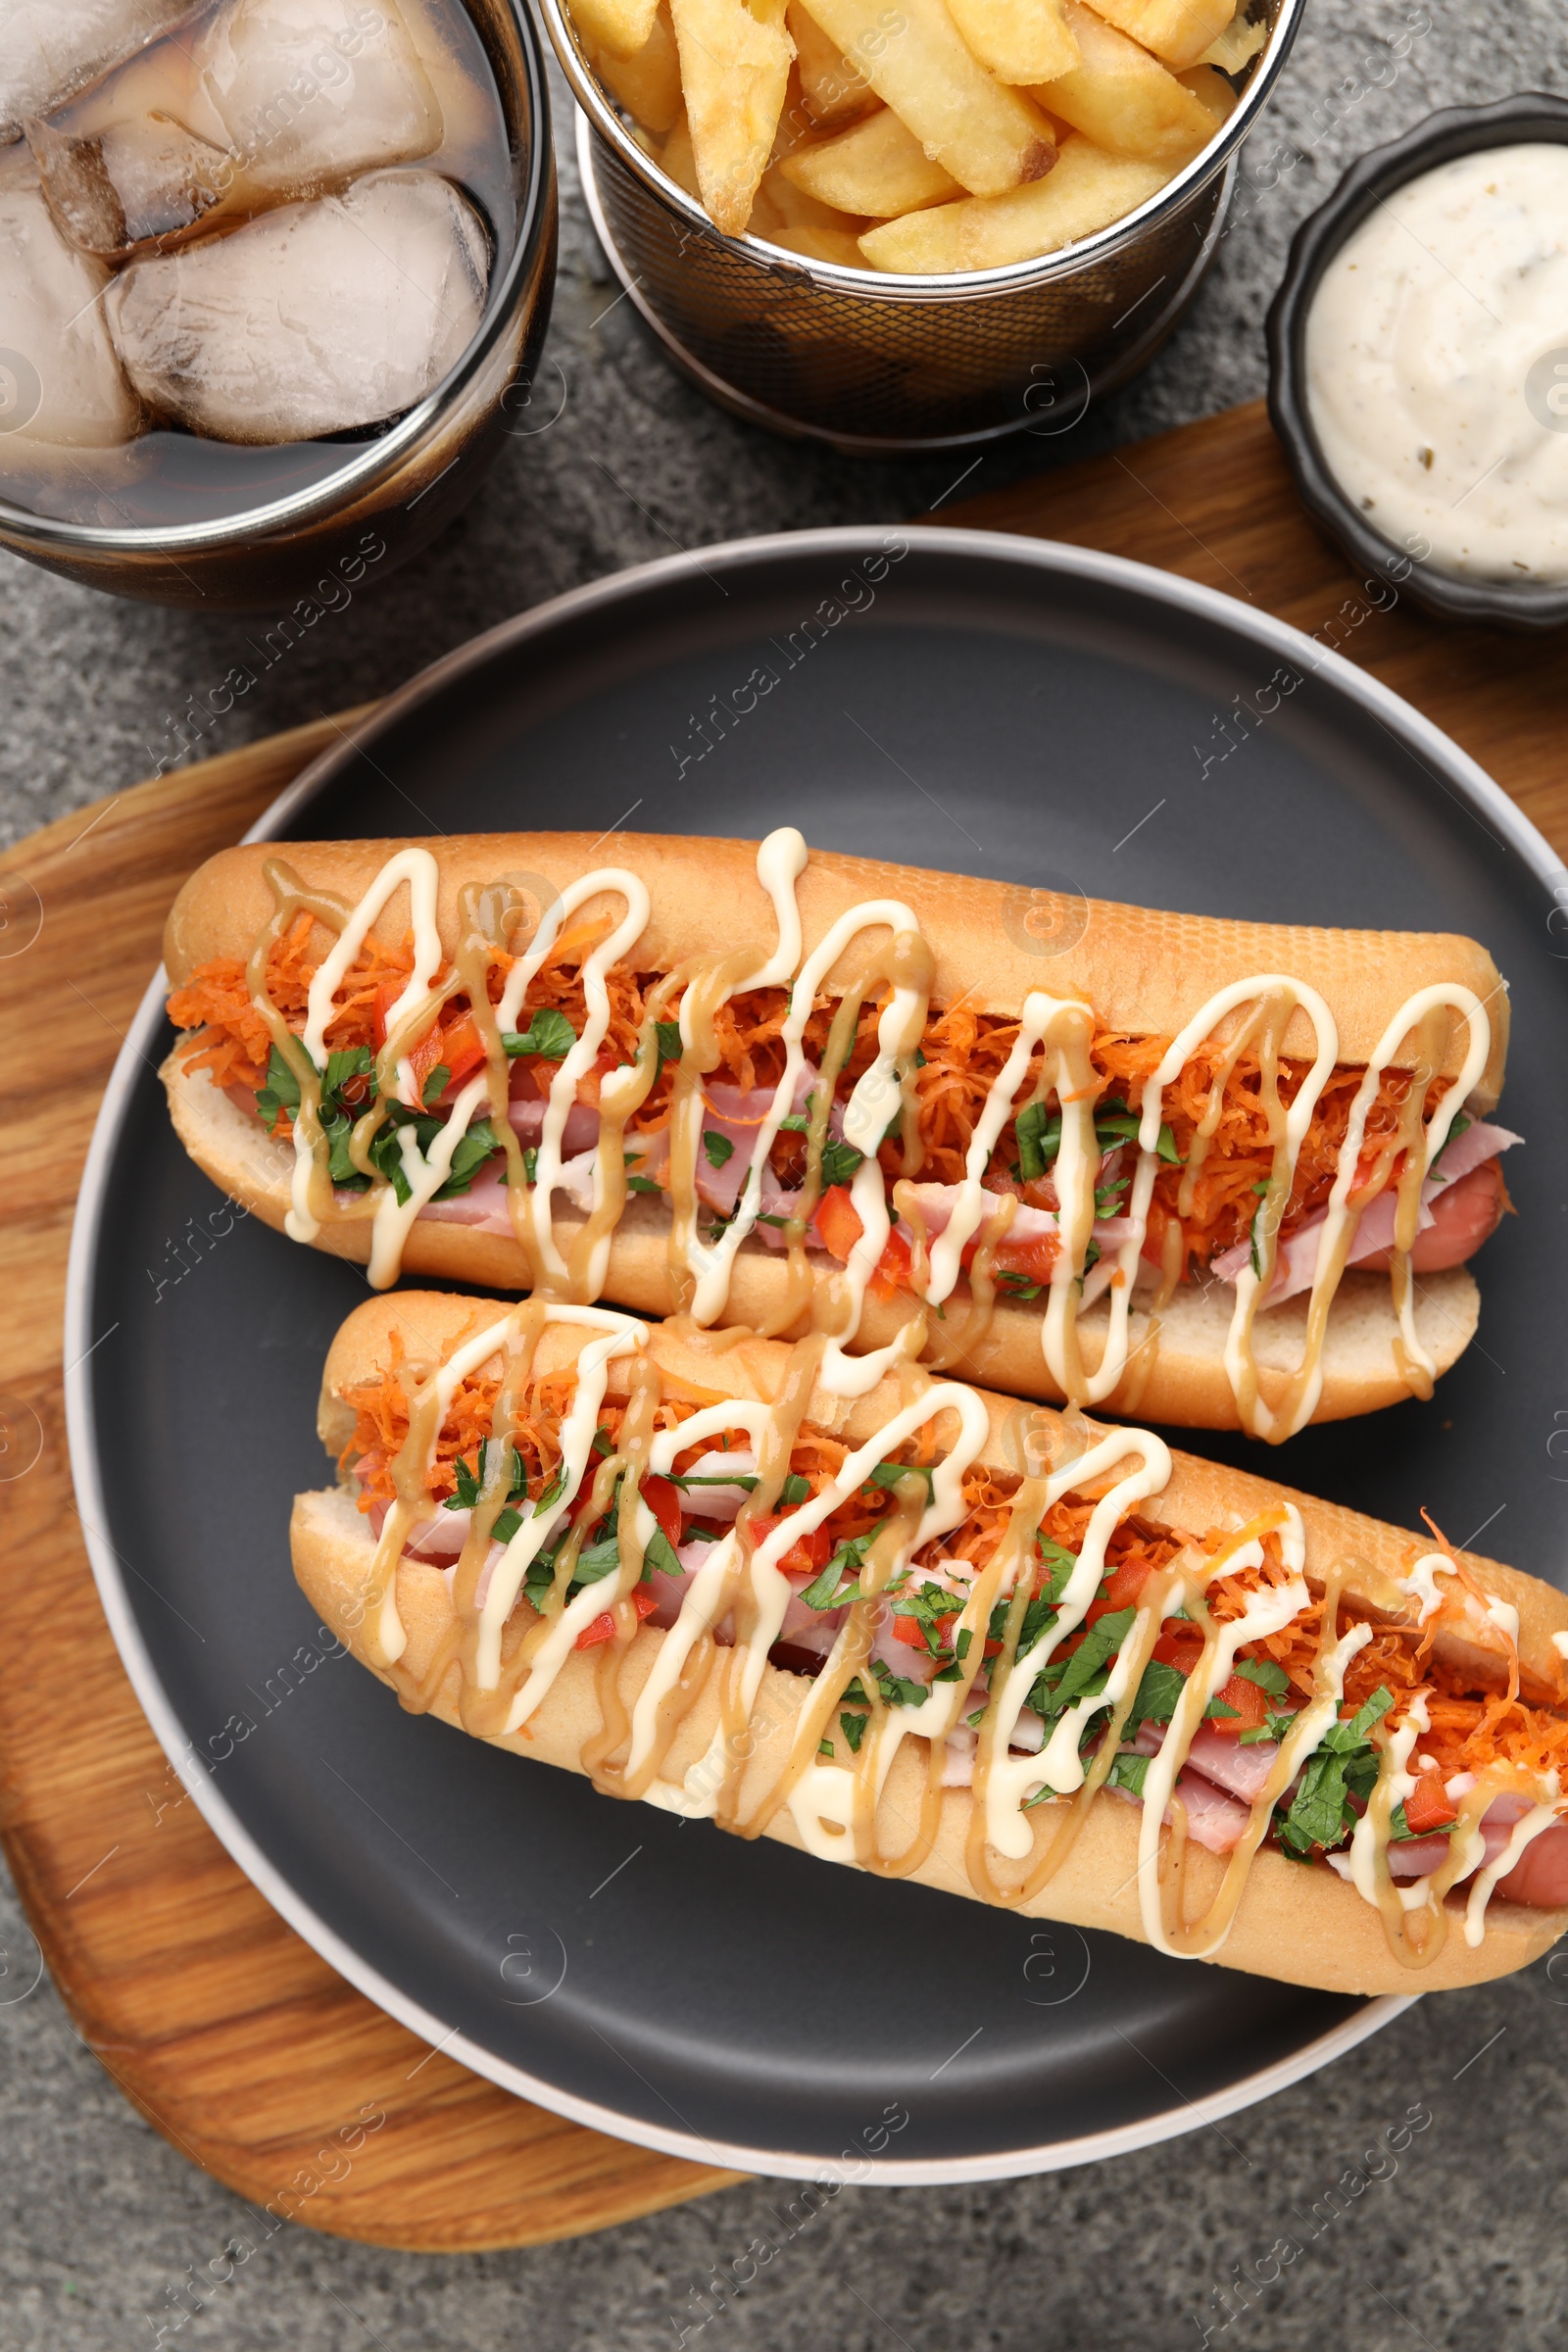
[66,527,1568,2180]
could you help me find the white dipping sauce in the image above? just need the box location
[1304,144,1568,582]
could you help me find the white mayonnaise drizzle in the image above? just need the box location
[1317,985,1490,1388]
[925,992,1089,1310]
[660,1379,993,1830]
[375,1299,644,1665]
[1465,1793,1562,1947]
[1485,1593,1522,1644]
[623,1401,775,1784]
[285,846,445,1244]
[1398,1553,1449,1625]
[494,869,652,1296]
[982,1425,1173,1858]
[678,827,810,1323]
[1349,1685,1429,1906]
[699,890,928,1395]
[1133,1510,1312,1960]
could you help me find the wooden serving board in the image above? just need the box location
[2,396,1564,2254]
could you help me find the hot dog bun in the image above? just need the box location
[291,1294,1568,1997]
[162,833,1502,1433]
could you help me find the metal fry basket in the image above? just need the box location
[541,0,1300,452]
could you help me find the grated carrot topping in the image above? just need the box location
[172,937,1462,1277]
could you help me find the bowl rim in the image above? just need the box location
[539,0,1301,303]
[1265,90,1568,632]
[0,0,554,559]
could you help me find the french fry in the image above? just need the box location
[1075,0,1235,72]
[587,2,684,132]
[760,157,865,226]
[660,108,704,198]
[768,221,873,261]
[1029,0,1220,164]
[787,0,878,122]
[946,0,1077,87]
[574,0,662,60]
[1177,61,1239,122]
[797,0,1054,196]
[858,130,1170,270]
[1195,5,1266,72]
[669,0,795,233]
[781,105,961,214]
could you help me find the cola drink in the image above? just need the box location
[0,0,515,530]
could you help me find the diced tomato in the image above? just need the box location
[893,1609,958,1649]
[812,1186,910,1298]
[748,1509,833,1578]
[1084,1558,1151,1628]
[813,1184,863,1262]
[371,978,402,1052]
[1152,1623,1201,1669]
[870,1225,912,1301]
[1207,1672,1270,1738]
[1402,1767,1459,1836]
[993,1233,1059,1284]
[372,984,487,1103]
[437,1010,486,1092]
[641,1474,683,1550]
[574,1587,661,1650]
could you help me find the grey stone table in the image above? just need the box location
[4,8,1567,2347]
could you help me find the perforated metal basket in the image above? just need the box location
[542,0,1299,451]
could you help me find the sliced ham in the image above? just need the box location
[420,1145,600,1230]
[506,1094,602,1157]
[1102,1761,1252,1853]
[1211,1122,1520,1305]
[1172,1769,1254,1853]
[693,1066,815,1214]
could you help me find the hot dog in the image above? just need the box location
[163,829,1514,1441]
[292,1291,1568,1996]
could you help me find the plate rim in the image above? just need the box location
[68,521,1563,2183]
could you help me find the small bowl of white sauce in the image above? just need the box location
[1267,94,1568,630]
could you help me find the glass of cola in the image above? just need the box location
[0,0,555,606]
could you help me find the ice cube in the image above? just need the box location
[0,2,203,143]
[106,167,488,442]
[194,0,443,195]
[26,113,226,257]
[0,181,140,445]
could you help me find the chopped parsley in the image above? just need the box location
[1105,1750,1151,1798]
[818,1138,864,1189]
[702,1130,735,1169]
[1273,1687,1394,1859]
[1430,1111,1471,1169]
[868,1460,936,1498]
[652,1019,685,1072]
[999,1272,1043,1301]
[501,1008,576,1060]
[799,1533,869,1611]
[1027,1605,1136,1727]
[421,1062,451,1108]
[366,1107,502,1204]
[1011,1096,1180,1181]
[889,1580,963,1657]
